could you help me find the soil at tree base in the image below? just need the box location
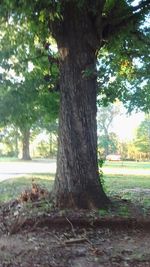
[0,199,150,267]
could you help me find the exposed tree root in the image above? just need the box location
[9,213,150,235]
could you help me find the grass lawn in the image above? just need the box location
[0,161,149,211]
[0,174,54,202]
[103,161,150,210]
[104,174,150,210]
[105,174,150,191]
[104,160,150,169]
[0,157,20,162]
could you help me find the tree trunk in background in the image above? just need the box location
[14,127,19,158]
[51,3,109,209]
[21,128,31,160]
[105,134,110,157]
[49,132,53,156]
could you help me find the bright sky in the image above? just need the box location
[112,110,145,141]
[109,0,147,142]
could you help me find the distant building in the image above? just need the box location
[106,154,121,161]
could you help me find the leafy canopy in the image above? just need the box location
[134,114,150,154]
[0,15,59,132]
[0,0,150,113]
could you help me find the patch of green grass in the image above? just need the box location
[99,204,130,218]
[104,161,150,169]
[104,174,150,211]
[104,174,150,191]
[117,205,130,217]
[0,165,150,214]
[0,157,19,162]
[99,209,109,216]
[0,174,54,202]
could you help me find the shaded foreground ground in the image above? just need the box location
[0,198,150,267]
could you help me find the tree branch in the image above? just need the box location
[132,0,150,13]
[131,30,150,45]
[21,54,47,63]
[101,0,150,41]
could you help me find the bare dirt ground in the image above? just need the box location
[0,197,150,267]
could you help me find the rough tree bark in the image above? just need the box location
[51,2,109,208]
[21,128,31,160]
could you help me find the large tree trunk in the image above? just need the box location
[51,2,109,209]
[21,128,31,160]
[12,127,19,158]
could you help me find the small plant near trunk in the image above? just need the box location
[98,157,106,191]
[99,209,109,216]
[117,206,130,217]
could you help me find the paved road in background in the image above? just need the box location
[0,159,150,182]
[0,159,56,182]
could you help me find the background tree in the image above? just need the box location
[119,142,128,160]
[41,121,58,157]
[97,12,150,112]
[134,114,150,159]
[0,0,150,208]
[0,16,59,160]
[0,126,20,157]
[98,132,119,158]
[0,78,59,160]
[97,103,120,156]
[35,123,58,158]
